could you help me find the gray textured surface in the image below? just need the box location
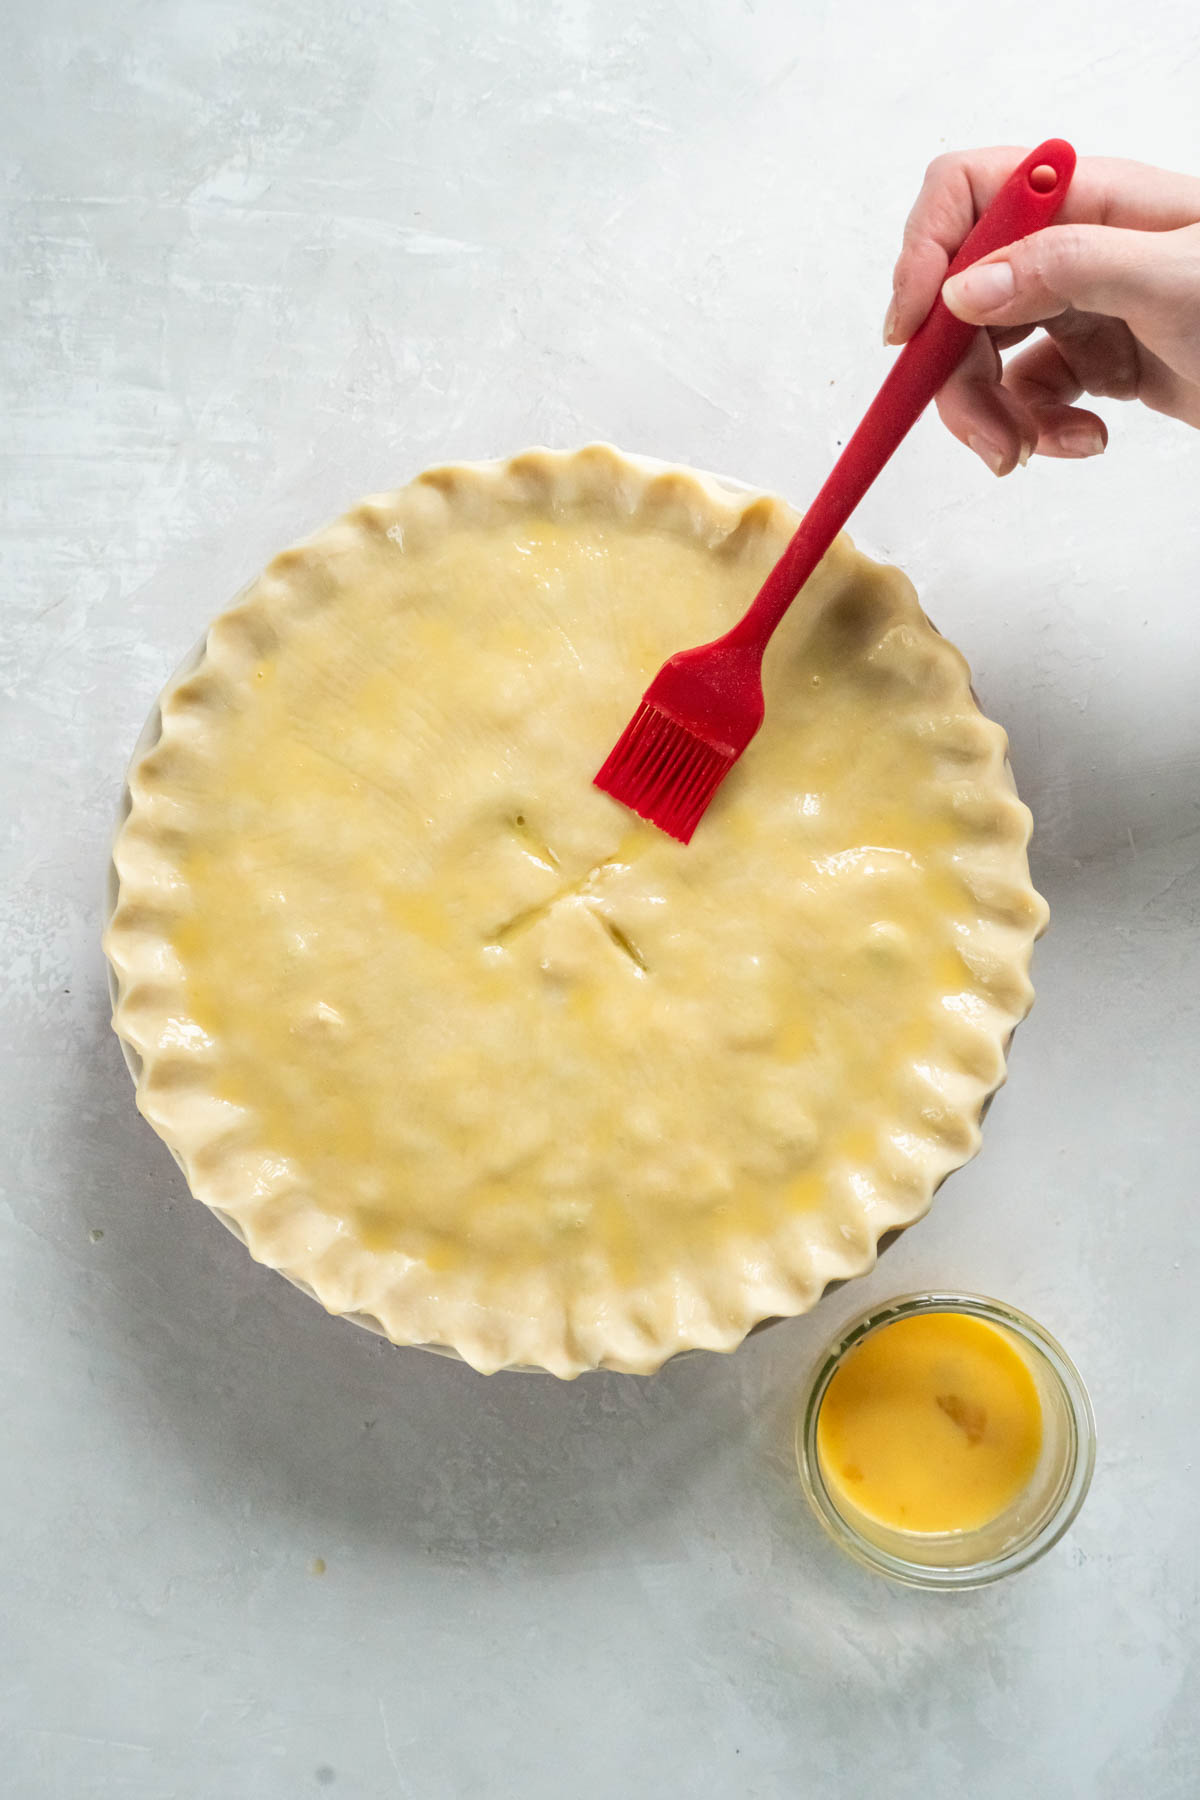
[4,3,1200,1796]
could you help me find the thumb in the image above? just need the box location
[941,223,1187,327]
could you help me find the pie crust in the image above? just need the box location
[104,446,1048,1377]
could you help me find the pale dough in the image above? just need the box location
[105,448,1047,1376]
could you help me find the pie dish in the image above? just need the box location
[104,445,1047,1377]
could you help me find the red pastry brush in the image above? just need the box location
[595,137,1076,843]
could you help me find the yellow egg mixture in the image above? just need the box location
[817,1312,1045,1533]
[108,452,1045,1373]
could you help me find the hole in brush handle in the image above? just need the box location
[1029,163,1059,193]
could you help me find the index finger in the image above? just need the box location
[886,147,1200,343]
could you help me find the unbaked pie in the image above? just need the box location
[104,447,1047,1376]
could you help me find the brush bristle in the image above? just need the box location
[594,702,735,843]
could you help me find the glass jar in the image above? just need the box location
[795,1291,1096,1589]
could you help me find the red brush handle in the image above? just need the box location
[729,138,1076,649]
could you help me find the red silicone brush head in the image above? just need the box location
[593,700,736,845]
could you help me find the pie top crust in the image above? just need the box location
[104,446,1047,1376]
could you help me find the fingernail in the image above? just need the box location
[944,260,1015,315]
[1054,427,1106,458]
[1017,440,1033,468]
[882,298,899,346]
[967,434,1009,477]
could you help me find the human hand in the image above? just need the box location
[884,148,1200,474]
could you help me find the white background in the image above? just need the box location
[4,2,1199,1795]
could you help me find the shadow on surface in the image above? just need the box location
[996,644,1200,901]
